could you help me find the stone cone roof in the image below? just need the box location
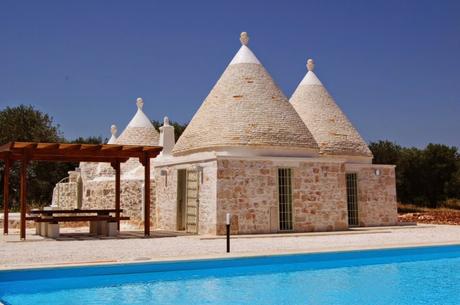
[290,59,372,158]
[173,33,319,156]
[116,98,160,146]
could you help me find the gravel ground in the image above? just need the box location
[1,224,459,269]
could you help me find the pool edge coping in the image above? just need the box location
[1,240,459,272]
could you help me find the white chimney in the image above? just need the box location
[159,116,175,157]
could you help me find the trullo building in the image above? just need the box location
[52,32,398,235]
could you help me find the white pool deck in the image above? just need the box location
[1,224,459,270]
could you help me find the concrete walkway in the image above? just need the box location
[1,224,459,270]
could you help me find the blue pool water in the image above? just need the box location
[0,245,459,305]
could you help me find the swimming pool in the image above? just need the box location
[1,245,459,305]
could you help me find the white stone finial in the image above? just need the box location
[240,32,249,46]
[110,124,117,136]
[163,116,170,126]
[307,59,315,72]
[136,97,144,109]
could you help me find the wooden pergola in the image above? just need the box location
[0,142,162,240]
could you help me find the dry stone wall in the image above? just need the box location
[51,181,78,209]
[83,179,156,223]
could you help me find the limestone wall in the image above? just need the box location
[345,164,398,226]
[83,179,156,223]
[292,162,348,232]
[154,167,177,232]
[51,181,78,209]
[216,158,348,235]
[154,160,217,234]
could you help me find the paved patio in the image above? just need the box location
[1,224,459,270]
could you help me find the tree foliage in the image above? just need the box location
[370,141,460,208]
[0,106,103,210]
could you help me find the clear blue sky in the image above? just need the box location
[1,0,459,148]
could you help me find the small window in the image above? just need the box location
[278,168,293,231]
[346,173,359,226]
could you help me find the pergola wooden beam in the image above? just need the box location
[19,155,28,240]
[0,142,162,239]
[140,152,151,237]
[111,161,121,230]
[2,154,11,235]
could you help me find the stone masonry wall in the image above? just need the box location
[345,164,398,226]
[154,160,217,234]
[216,158,348,235]
[83,179,156,223]
[51,182,78,209]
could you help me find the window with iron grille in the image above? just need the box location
[278,168,293,231]
[346,173,359,226]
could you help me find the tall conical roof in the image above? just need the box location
[172,33,319,156]
[290,59,372,158]
[115,98,160,146]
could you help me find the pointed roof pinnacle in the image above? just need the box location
[307,59,315,71]
[111,124,117,136]
[163,116,170,126]
[136,97,144,110]
[229,32,260,65]
[299,58,322,86]
[240,32,249,46]
[124,97,154,128]
[108,124,118,144]
[115,97,159,145]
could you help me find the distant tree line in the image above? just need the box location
[370,141,460,208]
[0,105,458,210]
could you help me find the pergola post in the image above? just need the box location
[112,161,121,230]
[142,153,151,237]
[3,155,11,235]
[20,156,29,240]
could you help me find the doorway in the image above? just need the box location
[177,169,200,233]
[176,169,187,231]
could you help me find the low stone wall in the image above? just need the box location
[216,158,348,235]
[51,182,78,209]
[345,164,398,226]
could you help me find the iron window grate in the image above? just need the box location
[346,173,359,226]
[278,168,293,231]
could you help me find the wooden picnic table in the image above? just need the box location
[29,209,123,215]
[28,209,129,238]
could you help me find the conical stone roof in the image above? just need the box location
[116,98,160,146]
[290,59,372,158]
[172,33,319,156]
